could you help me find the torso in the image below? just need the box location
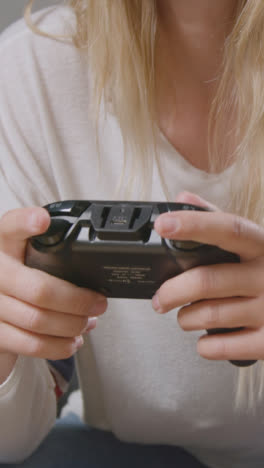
[158,106,210,172]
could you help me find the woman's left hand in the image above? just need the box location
[152,191,264,362]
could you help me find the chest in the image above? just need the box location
[157,86,236,174]
[159,110,210,172]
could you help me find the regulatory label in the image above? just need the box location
[102,265,155,285]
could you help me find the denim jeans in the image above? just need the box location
[2,413,208,468]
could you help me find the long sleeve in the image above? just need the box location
[0,356,56,463]
[0,6,77,462]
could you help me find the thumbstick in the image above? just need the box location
[33,219,72,246]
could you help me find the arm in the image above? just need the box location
[0,15,106,462]
[0,356,57,463]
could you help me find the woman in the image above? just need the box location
[0,0,264,466]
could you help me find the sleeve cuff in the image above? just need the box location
[0,355,26,397]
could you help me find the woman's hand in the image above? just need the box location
[0,206,107,362]
[152,191,264,362]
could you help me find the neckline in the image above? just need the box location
[157,127,235,179]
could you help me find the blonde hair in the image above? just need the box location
[24,0,264,409]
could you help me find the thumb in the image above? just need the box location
[0,207,50,262]
[174,191,221,212]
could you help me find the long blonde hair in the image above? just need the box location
[24,0,264,409]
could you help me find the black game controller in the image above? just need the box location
[25,200,257,367]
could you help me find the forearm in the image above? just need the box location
[0,355,57,463]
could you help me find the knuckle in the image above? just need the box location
[182,215,199,235]
[195,268,215,297]
[24,334,78,360]
[230,215,247,240]
[204,303,221,329]
[28,274,50,306]
[27,308,43,332]
[177,306,193,330]
[214,339,228,359]
[27,335,45,357]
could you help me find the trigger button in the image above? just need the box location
[47,201,89,217]
[34,219,72,246]
[171,240,202,250]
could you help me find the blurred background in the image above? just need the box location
[0,0,60,33]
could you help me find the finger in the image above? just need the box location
[0,293,101,338]
[0,321,84,360]
[0,207,50,262]
[197,328,264,361]
[0,253,107,316]
[152,261,261,313]
[154,209,264,260]
[178,296,262,331]
[174,191,221,212]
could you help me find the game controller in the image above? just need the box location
[25,200,257,367]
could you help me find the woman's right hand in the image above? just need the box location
[0,206,107,363]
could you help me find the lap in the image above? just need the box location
[2,413,207,468]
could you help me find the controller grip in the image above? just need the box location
[206,328,257,367]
